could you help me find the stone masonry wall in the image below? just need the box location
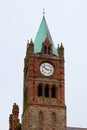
[22,105,66,130]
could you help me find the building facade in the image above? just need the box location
[9,15,86,130]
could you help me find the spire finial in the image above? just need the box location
[43,8,45,16]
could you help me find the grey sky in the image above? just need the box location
[0,0,87,129]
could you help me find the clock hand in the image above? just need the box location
[44,66,50,71]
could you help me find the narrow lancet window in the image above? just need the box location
[39,112,43,130]
[52,86,56,98]
[45,85,49,97]
[38,84,42,97]
[48,46,50,54]
[52,113,56,130]
[44,46,47,54]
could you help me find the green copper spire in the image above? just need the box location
[34,16,57,55]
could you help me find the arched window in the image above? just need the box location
[44,46,47,54]
[39,112,43,130]
[52,113,56,130]
[45,85,49,97]
[59,84,62,103]
[48,46,50,54]
[52,86,56,98]
[38,84,42,97]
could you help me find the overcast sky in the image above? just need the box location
[0,0,87,129]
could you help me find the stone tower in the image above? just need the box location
[22,15,66,130]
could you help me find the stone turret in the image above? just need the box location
[29,39,34,54]
[58,43,64,59]
[9,103,21,130]
[9,114,13,130]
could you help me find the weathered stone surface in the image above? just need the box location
[22,104,66,130]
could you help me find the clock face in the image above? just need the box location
[40,63,54,76]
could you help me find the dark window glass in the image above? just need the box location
[45,85,49,97]
[48,46,50,54]
[52,86,56,98]
[38,84,42,96]
[44,46,47,54]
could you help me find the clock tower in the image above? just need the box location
[22,15,66,130]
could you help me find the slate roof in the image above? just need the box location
[34,15,57,55]
[67,127,87,130]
